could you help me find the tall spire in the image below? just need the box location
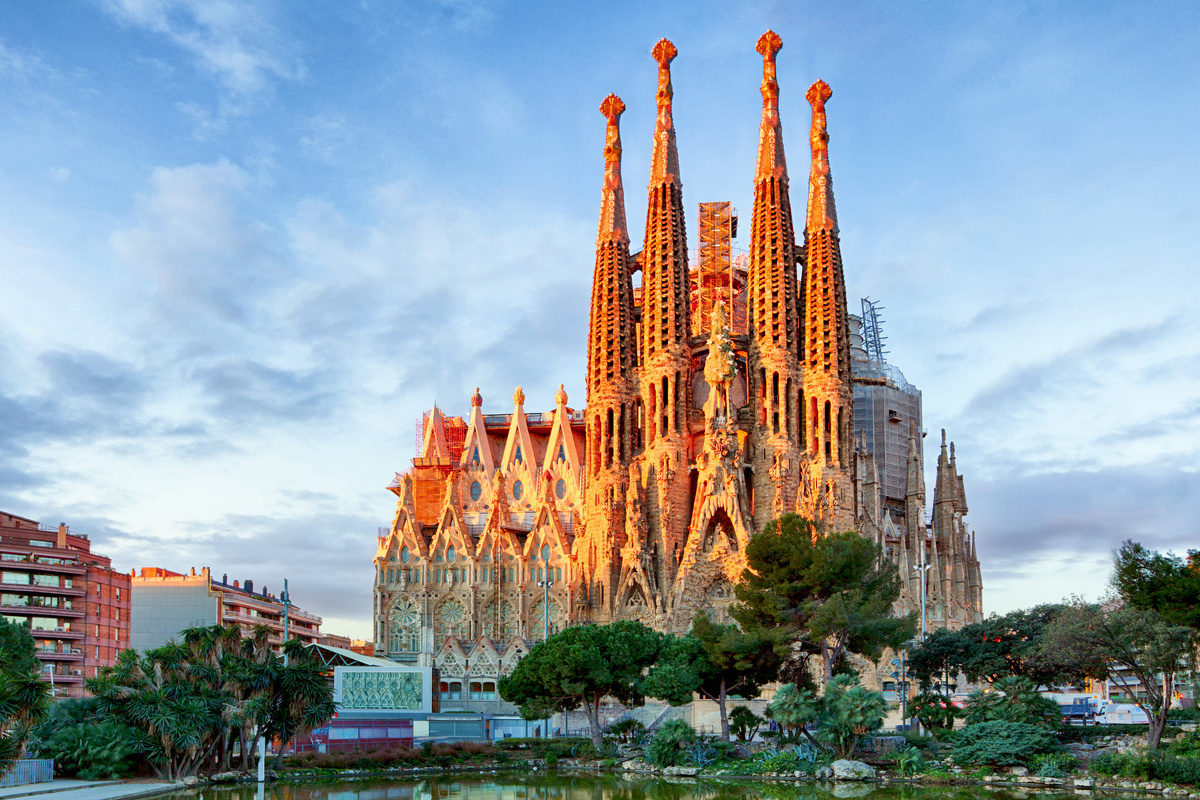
[755,30,787,182]
[746,30,802,530]
[597,94,629,245]
[640,37,691,405]
[649,38,681,187]
[638,37,692,597]
[805,79,838,234]
[586,93,637,466]
[584,89,639,626]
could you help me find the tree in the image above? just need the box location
[1113,540,1200,629]
[906,627,967,690]
[0,619,51,776]
[263,639,336,768]
[729,706,764,742]
[961,676,1060,728]
[764,683,820,740]
[87,625,333,778]
[819,674,887,759]
[499,621,665,751]
[764,676,886,758]
[1042,601,1194,749]
[640,612,782,741]
[733,514,915,681]
[909,691,958,731]
[908,604,1085,689]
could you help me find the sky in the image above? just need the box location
[1,1,1197,641]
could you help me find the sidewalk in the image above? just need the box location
[0,781,179,800]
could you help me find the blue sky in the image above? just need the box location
[1,1,1197,639]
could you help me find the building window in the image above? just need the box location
[439,681,463,701]
[469,681,496,701]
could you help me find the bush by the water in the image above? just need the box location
[952,721,1063,767]
[645,720,695,768]
[36,720,146,779]
[1092,751,1200,786]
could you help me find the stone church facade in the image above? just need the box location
[372,33,983,700]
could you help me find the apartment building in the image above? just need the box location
[131,566,322,652]
[0,511,131,697]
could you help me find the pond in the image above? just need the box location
[164,773,1122,800]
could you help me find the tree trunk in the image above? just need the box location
[585,695,603,752]
[717,679,730,742]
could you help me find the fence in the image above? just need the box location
[0,760,54,788]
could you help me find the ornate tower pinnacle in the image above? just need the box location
[649,38,681,187]
[598,94,629,244]
[805,79,837,233]
[755,30,787,182]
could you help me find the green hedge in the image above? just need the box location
[951,721,1063,767]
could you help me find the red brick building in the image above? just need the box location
[0,511,131,697]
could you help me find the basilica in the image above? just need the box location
[372,32,983,698]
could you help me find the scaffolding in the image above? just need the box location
[691,202,746,336]
[861,297,888,363]
[414,408,468,463]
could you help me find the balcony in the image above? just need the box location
[35,648,84,661]
[29,626,83,640]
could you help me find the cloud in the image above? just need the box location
[108,508,377,625]
[971,465,1200,612]
[195,357,340,423]
[99,0,302,94]
[0,40,48,80]
[98,0,303,127]
[111,160,281,330]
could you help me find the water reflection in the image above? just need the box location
[182,774,1088,800]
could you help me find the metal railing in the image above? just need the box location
[0,759,54,787]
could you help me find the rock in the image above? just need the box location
[816,766,835,780]
[663,766,699,776]
[210,772,242,783]
[1074,778,1095,788]
[831,760,876,781]
[1009,766,1029,776]
[182,777,199,787]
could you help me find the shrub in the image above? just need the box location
[1092,751,1200,786]
[962,676,1061,728]
[729,706,765,742]
[894,746,925,776]
[909,692,958,731]
[1166,730,1200,759]
[607,718,646,742]
[645,720,695,768]
[819,674,887,759]
[952,721,1062,767]
[1029,752,1077,778]
[38,720,145,780]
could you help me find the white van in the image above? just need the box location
[1095,703,1150,725]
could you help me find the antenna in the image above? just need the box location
[861,297,888,363]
